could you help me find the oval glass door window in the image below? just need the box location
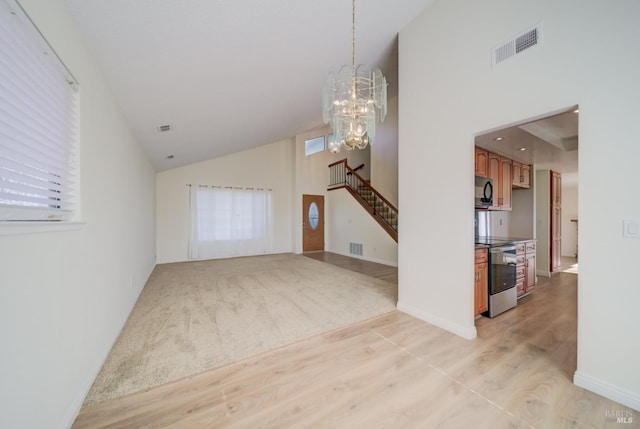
[308,202,319,230]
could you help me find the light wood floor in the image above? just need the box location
[73,254,634,428]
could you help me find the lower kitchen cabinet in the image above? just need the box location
[517,240,536,298]
[525,241,536,293]
[515,243,526,297]
[474,248,488,315]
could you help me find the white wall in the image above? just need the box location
[156,139,295,263]
[510,185,535,239]
[328,190,398,265]
[488,211,510,237]
[562,183,579,257]
[0,1,156,428]
[294,125,398,266]
[371,95,399,207]
[400,0,640,410]
[157,98,399,266]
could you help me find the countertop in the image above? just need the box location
[475,236,535,248]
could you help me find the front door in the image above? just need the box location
[302,194,324,252]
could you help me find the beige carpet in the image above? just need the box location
[84,253,397,406]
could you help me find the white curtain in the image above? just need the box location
[189,185,273,260]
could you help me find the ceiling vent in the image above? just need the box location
[492,23,542,67]
[157,124,172,133]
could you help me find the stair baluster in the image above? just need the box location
[327,159,398,242]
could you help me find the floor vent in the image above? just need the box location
[492,23,542,66]
[349,242,363,256]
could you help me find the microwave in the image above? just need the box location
[475,176,493,208]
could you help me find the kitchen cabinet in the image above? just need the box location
[515,243,526,298]
[474,248,488,316]
[525,241,536,293]
[498,156,512,210]
[517,240,537,298]
[521,164,531,188]
[475,147,488,178]
[512,161,531,189]
[487,152,500,210]
[512,161,522,187]
[474,146,526,209]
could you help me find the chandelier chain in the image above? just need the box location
[352,0,356,75]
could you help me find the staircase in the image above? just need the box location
[328,159,398,242]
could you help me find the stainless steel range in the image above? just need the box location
[486,244,517,317]
[475,212,519,317]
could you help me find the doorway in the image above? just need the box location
[474,106,579,276]
[302,194,324,252]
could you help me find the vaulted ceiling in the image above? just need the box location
[64,0,436,171]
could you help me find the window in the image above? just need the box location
[0,0,78,221]
[189,185,273,259]
[304,135,325,156]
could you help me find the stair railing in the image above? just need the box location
[328,158,398,242]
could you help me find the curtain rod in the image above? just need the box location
[186,184,273,191]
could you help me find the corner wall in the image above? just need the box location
[371,95,399,207]
[156,139,295,263]
[294,126,398,266]
[400,0,640,409]
[0,1,156,427]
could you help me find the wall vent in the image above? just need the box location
[492,23,542,66]
[349,242,363,256]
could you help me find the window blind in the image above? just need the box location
[0,0,78,221]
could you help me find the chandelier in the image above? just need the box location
[322,0,387,153]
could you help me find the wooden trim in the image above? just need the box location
[328,158,348,168]
[327,185,347,191]
[345,187,398,243]
[345,165,399,213]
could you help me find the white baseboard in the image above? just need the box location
[397,301,477,340]
[574,371,640,412]
[536,269,551,278]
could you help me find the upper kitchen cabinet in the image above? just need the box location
[521,164,531,188]
[498,156,512,210]
[475,147,488,178]
[512,160,531,189]
[475,146,530,211]
[487,152,500,210]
